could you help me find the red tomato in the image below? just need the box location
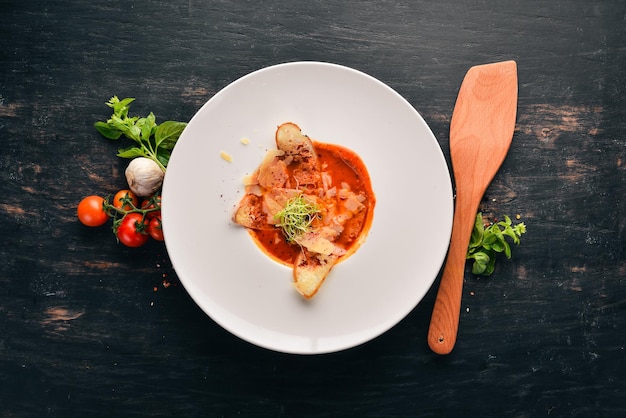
[141,195,161,219]
[113,189,139,211]
[117,213,149,247]
[148,217,164,241]
[77,196,109,227]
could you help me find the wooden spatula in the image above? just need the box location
[428,61,518,355]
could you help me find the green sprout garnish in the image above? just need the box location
[466,213,527,276]
[274,195,320,243]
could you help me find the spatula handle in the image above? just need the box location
[427,195,479,354]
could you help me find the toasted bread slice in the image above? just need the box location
[275,122,320,187]
[293,250,339,299]
[275,122,318,166]
[232,194,273,230]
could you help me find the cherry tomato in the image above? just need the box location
[148,217,164,241]
[77,196,109,227]
[141,195,161,219]
[116,213,149,247]
[113,189,139,211]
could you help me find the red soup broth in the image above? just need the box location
[249,141,375,266]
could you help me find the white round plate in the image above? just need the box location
[162,62,453,354]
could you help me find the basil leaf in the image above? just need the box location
[472,262,486,275]
[482,231,497,245]
[139,112,157,141]
[113,97,135,118]
[484,256,496,275]
[473,251,490,264]
[503,241,512,259]
[155,121,187,149]
[491,240,505,253]
[501,227,520,245]
[469,213,484,249]
[471,252,490,274]
[157,148,172,167]
[109,116,134,138]
[94,121,123,140]
[117,146,146,159]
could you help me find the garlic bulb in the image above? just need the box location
[125,157,165,197]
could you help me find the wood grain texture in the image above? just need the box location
[0,1,625,416]
[428,61,518,354]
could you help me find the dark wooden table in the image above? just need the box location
[2,1,625,416]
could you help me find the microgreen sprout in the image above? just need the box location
[274,195,320,243]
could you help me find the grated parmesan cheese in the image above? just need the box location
[220,151,233,162]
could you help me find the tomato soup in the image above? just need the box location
[249,141,375,266]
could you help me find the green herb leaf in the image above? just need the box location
[110,97,135,118]
[156,149,172,168]
[470,251,490,275]
[469,214,484,248]
[94,121,123,140]
[466,212,527,276]
[155,121,187,149]
[95,97,186,172]
[483,256,496,276]
[117,146,146,159]
[138,112,157,142]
